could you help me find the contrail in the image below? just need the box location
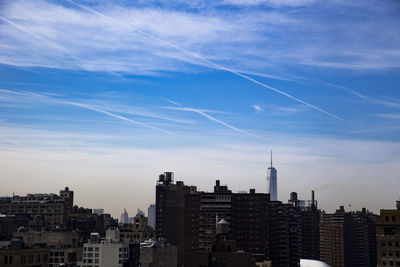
[162,99,266,140]
[63,101,172,134]
[65,0,342,121]
[0,16,129,82]
[320,80,400,110]
[0,89,171,134]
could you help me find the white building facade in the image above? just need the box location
[81,230,129,267]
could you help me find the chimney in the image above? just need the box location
[311,190,315,206]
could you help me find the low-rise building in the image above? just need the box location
[0,187,74,230]
[0,238,50,267]
[82,229,129,267]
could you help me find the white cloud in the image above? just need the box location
[375,113,400,120]
[253,104,263,112]
[1,0,398,75]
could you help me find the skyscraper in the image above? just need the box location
[120,208,129,225]
[267,150,277,201]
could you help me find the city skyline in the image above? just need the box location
[1,0,400,218]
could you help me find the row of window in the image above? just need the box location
[3,254,48,265]
[83,258,99,264]
[382,260,400,266]
[385,216,397,222]
[84,247,99,252]
[382,250,400,256]
[383,241,400,247]
[50,251,65,256]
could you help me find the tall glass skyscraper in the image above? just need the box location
[267,151,277,201]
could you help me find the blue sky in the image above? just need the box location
[1,0,400,217]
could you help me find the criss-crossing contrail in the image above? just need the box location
[0,89,171,134]
[162,99,266,140]
[65,0,343,121]
[0,16,129,82]
[63,101,172,134]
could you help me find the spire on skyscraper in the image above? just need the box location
[270,149,273,168]
[267,149,278,201]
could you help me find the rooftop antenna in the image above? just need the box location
[270,150,273,168]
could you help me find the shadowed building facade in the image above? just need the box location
[376,200,400,267]
[320,206,377,267]
[155,172,197,267]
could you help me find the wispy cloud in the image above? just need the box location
[162,99,265,139]
[0,89,174,134]
[375,113,400,120]
[277,106,305,113]
[1,0,398,75]
[253,105,263,113]
[319,81,400,109]
[61,0,343,121]
[63,101,172,134]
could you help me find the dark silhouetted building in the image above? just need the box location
[68,206,117,245]
[320,206,377,267]
[289,191,320,260]
[376,200,400,267]
[140,239,177,267]
[184,181,271,266]
[267,201,301,267]
[158,175,303,267]
[186,219,271,267]
[0,187,74,230]
[155,172,197,267]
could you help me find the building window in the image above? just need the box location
[95,247,99,251]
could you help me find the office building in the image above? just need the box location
[267,151,277,201]
[120,209,129,225]
[147,204,156,230]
